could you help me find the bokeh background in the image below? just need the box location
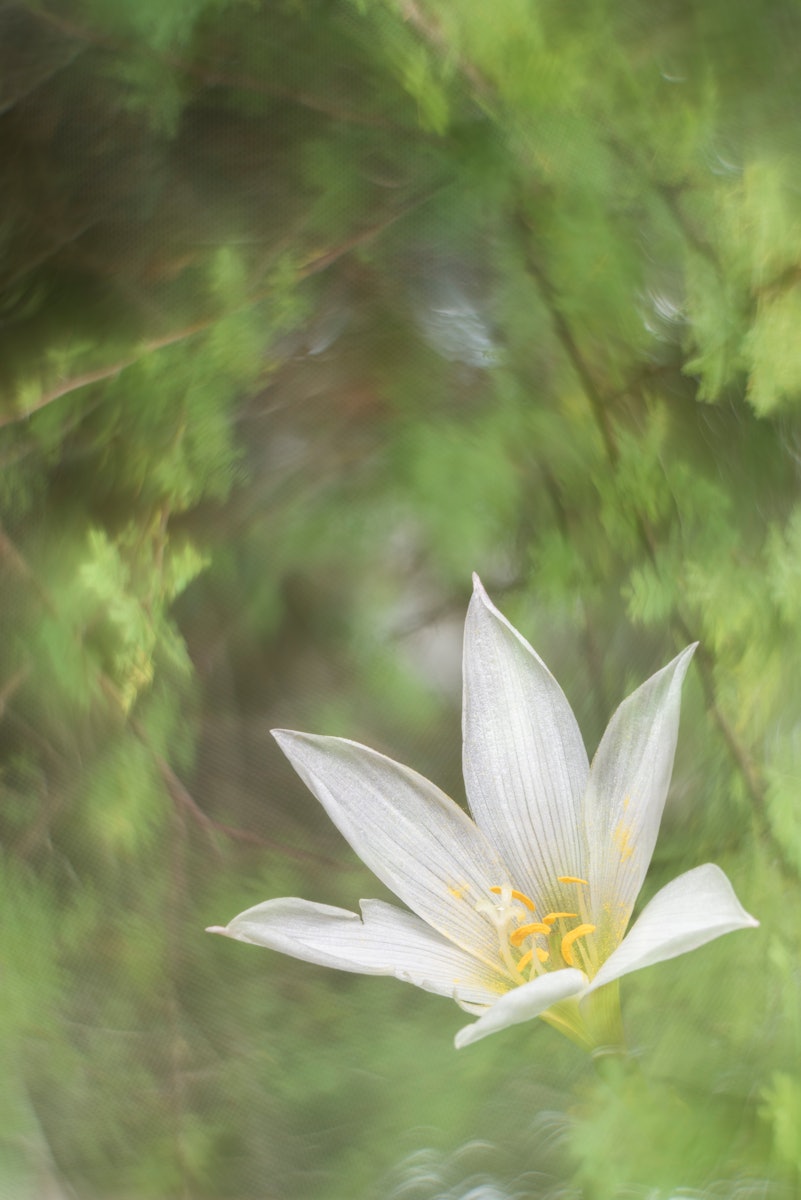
[1,1,800,1196]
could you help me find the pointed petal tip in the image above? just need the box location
[671,641,699,677]
[272,728,345,748]
[653,642,698,683]
[271,728,316,755]
[584,863,759,994]
[470,572,490,606]
[271,727,302,762]
[271,727,296,742]
[205,925,228,935]
[467,573,507,624]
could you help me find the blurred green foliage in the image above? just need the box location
[1,0,801,1196]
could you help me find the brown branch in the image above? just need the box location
[296,194,434,278]
[91,676,351,870]
[516,217,619,466]
[2,220,97,295]
[0,197,433,428]
[539,461,612,728]
[654,181,719,269]
[0,530,352,870]
[516,218,794,874]
[399,0,491,100]
[34,6,410,132]
[0,522,59,613]
[0,39,84,116]
[600,131,720,271]
[153,744,350,868]
[164,54,404,131]
[0,664,30,721]
[0,318,212,429]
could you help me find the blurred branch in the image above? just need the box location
[538,461,612,728]
[655,180,720,268]
[0,198,432,428]
[164,54,406,132]
[95,677,355,871]
[399,0,491,99]
[400,10,770,824]
[0,320,211,429]
[0,664,30,720]
[2,220,97,295]
[0,521,57,613]
[0,521,352,870]
[154,738,349,868]
[516,217,795,877]
[34,6,412,132]
[604,132,721,271]
[520,244,620,467]
[0,38,83,116]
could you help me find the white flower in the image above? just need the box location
[208,575,758,1050]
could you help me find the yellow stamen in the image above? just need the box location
[490,886,536,911]
[557,876,588,885]
[510,921,552,946]
[543,911,578,925]
[515,949,533,973]
[560,923,596,966]
[536,946,550,963]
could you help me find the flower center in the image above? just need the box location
[477,878,596,983]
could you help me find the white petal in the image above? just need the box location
[272,731,509,966]
[454,968,586,1048]
[584,863,759,993]
[462,575,590,905]
[208,897,508,1006]
[456,998,490,1015]
[584,645,697,941]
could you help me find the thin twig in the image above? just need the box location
[0,319,211,429]
[152,744,349,868]
[164,53,404,131]
[91,675,353,870]
[0,197,433,427]
[517,218,793,874]
[0,527,352,869]
[34,6,411,132]
[399,0,491,100]
[0,664,30,720]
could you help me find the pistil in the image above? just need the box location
[490,886,535,911]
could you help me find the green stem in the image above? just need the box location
[581,981,628,1065]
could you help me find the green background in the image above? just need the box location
[0,1,798,1196]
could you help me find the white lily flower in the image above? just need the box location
[208,574,758,1051]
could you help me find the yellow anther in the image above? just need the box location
[536,946,550,963]
[560,923,596,966]
[510,921,552,946]
[543,911,578,925]
[557,876,589,885]
[490,886,536,911]
[515,949,533,974]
